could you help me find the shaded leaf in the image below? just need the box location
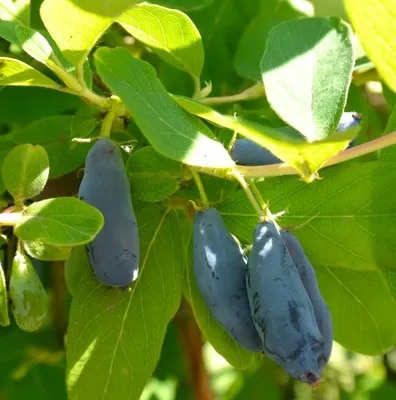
[234,0,303,80]
[126,146,182,202]
[316,266,396,355]
[0,257,10,327]
[71,104,101,138]
[0,20,20,45]
[10,115,95,178]
[66,205,184,399]
[64,246,88,296]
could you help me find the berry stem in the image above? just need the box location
[232,169,264,220]
[246,179,273,221]
[190,168,209,208]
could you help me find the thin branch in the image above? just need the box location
[237,132,396,178]
[200,82,265,106]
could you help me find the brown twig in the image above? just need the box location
[174,299,215,400]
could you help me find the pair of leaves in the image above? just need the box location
[1,144,104,259]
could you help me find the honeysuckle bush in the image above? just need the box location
[1,0,396,399]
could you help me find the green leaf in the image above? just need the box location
[2,144,49,202]
[184,237,259,369]
[379,105,396,161]
[150,0,216,11]
[15,25,62,68]
[311,0,349,20]
[71,104,101,138]
[219,161,396,354]
[0,257,10,327]
[94,47,234,169]
[23,240,73,261]
[11,116,74,145]
[0,20,20,45]
[174,96,360,181]
[0,57,62,89]
[234,0,303,80]
[10,115,95,178]
[118,4,204,78]
[0,0,29,25]
[40,0,113,69]
[126,146,182,202]
[188,0,247,95]
[0,137,17,194]
[345,0,396,92]
[0,86,83,124]
[64,246,88,296]
[70,0,139,17]
[14,197,104,246]
[261,17,354,141]
[10,250,49,332]
[66,205,184,400]
[315,266,396,355]
[0,324,66,397]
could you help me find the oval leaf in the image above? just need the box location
[2,144,49,201]
[345,0,396,92]
[94,47,234,169]
[261,17,354,141]
[70,0,139,17]
[0,57,62,89]
[118,4,204,78]
[316,266,396,355]
[40,0,113,69]
[14,197,104,246]
[23,240,73,261]
[66,205,184,399]
[126,146,182,202]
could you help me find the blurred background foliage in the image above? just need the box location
[1,0,395,398]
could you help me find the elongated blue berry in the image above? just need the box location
[281,230,333,370]
[193,208,262,352]
[78,138,139,288]
[246,221,325,385]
